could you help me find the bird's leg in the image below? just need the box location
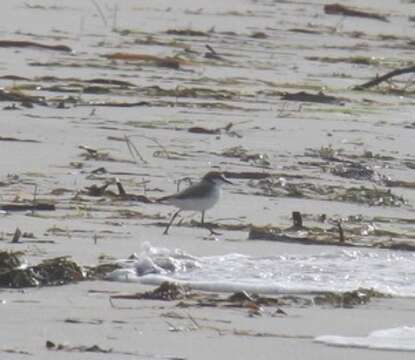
[163,209,182,235]
[201,210,205,226]
[201,212,220,235]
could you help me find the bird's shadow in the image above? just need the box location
[152,218,223,236]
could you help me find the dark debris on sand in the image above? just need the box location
[0,252,84,288]
[109,282,387,312]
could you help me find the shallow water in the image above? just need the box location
[108,242,415,297]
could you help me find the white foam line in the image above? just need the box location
[315,326,415,352]
[139,274,328,295]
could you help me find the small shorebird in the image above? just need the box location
[158,171,233,235]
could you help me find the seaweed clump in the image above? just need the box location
[142,281,190,300]
[313,288,386,308]
[252,177,406,207]
[0,250,25,271]
[110,281,191,302]
[335,187,405,207]
[0,252,84,288]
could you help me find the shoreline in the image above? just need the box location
[1,281,415,359]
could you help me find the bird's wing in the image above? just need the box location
[158,181,211,202]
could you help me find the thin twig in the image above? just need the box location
[90,0,108,27]
[353,65,415,90]
[187,313,200,329]
[111,4,119,31]
[165,320,181,332]
[127,134,171,160]
[109,297,115,308]
[337,220,345,243]
[142,177,147,195]
[32,184,38,205]
[125,135,147,165]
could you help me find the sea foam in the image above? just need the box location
[315,326,415,352]
[106,242,415,297]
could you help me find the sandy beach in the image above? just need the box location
[1,280,415,359]
[1,0,415,358]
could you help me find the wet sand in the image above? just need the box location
[1,281,415,359]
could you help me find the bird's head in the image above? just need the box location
[202,171,233,185]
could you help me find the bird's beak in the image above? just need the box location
[221,175,233,185]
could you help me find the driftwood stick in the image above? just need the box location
[292,211,303,228]
[0,40,71,52]
[337,221,345,243]
[324,4,388,22]
[12,227,22,243]
[1,203,55,211]
[353,65,415,90]
[115,178,127,196]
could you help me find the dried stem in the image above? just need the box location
[126,134,171,161]
[125,135,147,165]
[90,0,108,27]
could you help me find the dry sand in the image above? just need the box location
[1,0,415,358]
